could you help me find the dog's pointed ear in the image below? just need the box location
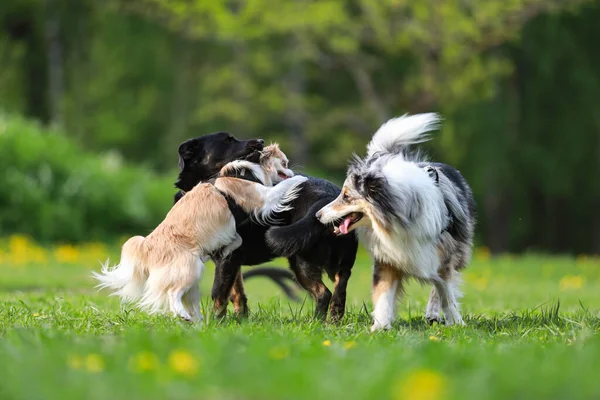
[260,144,277,160]
[424,165,439,185]
[356,172,386,199]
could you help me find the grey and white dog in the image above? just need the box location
[315,113,476,331]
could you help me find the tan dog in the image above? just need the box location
[94,151,307,322]
[219,143,294,186]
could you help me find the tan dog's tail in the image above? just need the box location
[93,236,148,302]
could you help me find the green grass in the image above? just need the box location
[1,245,599,400]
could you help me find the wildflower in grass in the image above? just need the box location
[9,234,32,252]
[54,244,80,264]
[168,350,199,377]
[8,234,35,265]
[559,275,584,291]
[322,340,332,347]
[343,341,357,350]
[474,246,491,261]
[393,368,447,400]
[85,354,104,373]
[130,351,160,373]
[268,346,290,360]
[67,354,82,370]
[429,336,440,342]
[32,313,39,317]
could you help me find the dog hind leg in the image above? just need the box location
[169,288,193,321]
[425,287,442,324]
[289,257,332,320]
[181,257,205,322]
[432,273,464,326]
[182,285,202,322]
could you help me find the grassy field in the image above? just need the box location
[1,235,599,400]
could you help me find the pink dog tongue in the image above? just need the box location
[339,217,352,235]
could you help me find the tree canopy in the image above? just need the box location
[0,0,598,253]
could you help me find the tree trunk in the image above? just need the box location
[483,183,512,253]
[44,0,64,128]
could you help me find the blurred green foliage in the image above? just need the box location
[0,114,173,242]
[0,0,598,252]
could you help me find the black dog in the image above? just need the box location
[174,132,300,304]
[175,133,358,321]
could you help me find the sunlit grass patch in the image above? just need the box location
[0,238,599,399]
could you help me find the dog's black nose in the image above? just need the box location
[257,139,264,145]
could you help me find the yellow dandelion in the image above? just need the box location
[67,354,83,370]
[322,340,332,347]
[268,346,290,360]
[54,244,80,264]
[559,275,584,291]
[8,234,34,265]
[474,246,491,262]
[32,313,39,317]
[168,350,199,377]
[393,369,447,400]
[85,354,104,373]
[9,234,33,252]
[343,341,357,350]
[129,351,160,373]
[429,336,441,342]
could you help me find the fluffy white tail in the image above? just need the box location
[92,236,147,303]
[253,175,308,225]
[367,113,442,157]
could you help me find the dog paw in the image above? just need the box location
[426,316,442,325]
[370,322,392,332]
[444,316,465,326]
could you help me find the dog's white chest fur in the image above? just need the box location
[360,226,440,279]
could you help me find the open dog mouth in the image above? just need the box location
[333,212,363,236]
[277,171,290,180]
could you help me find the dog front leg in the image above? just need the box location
[229,270,249,317]
[371,262,404,332]
[330,268,351,322]
[212,251,244,319]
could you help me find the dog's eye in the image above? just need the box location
[342,192,350,202]
[282,160,288,168]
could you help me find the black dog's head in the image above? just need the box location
[175,131,264,192]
